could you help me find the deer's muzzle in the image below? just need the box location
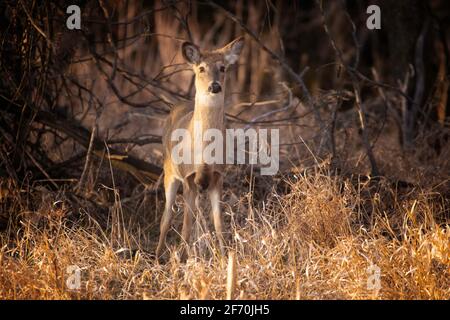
[208,81,222,94]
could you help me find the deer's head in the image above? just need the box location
[182,37,244,100]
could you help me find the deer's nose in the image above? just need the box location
[208,82,222,94]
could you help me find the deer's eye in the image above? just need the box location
[220,66,225,72]
[199,66,205,73]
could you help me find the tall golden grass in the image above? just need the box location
[0,166,448,300]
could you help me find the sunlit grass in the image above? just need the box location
[0,167,448,300]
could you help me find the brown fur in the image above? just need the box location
[156,37,244,260]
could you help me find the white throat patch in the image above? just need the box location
[195,92,224,108]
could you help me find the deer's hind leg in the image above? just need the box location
[156,172,180,260]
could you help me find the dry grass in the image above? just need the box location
[0,166,448,300]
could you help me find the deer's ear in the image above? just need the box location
[221,36,244,66]
[182,42,201,65]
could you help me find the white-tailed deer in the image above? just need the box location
[156,37,244,260]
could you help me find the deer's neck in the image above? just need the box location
[192,93,225,131]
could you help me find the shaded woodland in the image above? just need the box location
[1,0,449,191]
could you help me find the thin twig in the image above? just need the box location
[77,124,97,194]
